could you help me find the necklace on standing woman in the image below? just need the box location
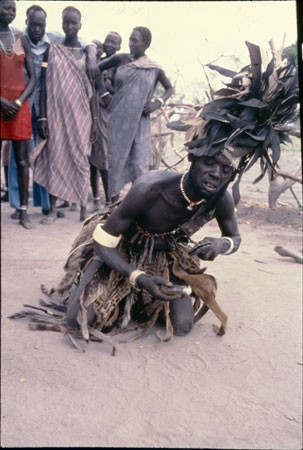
[0,29,15,59]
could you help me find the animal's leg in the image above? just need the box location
[201,292,228,335]
[194,303,209,323]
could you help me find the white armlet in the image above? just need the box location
[92,224,121,248]
[221,236,234,255]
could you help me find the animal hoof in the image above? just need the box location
[212,324,226,336]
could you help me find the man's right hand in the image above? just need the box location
[38,120,49,139]
[136,274,184,301]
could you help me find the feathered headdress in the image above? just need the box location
[167,40,299,204]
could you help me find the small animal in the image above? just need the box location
[169,253,228,335]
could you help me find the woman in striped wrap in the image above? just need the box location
[32,6,97,224]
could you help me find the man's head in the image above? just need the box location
[188,153,235,199]
[62,6,81,38]
[103,31,121,57]
[0,0,16,26]
[26,5,47,44]
[129,26,151,57]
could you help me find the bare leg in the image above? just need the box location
[90,164,100,211]
[12,140,31,229]
[80,204,87,222]
[100,169,110,203]
[41,194,57,224]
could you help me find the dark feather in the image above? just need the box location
[225,113,256,130]
[239,98,267,108]
[271,130,281,165]
[206,64,237,78]
[166,120,191,131]
[213,88,240,97]
[232,169,244,205]
[245,41,262,97]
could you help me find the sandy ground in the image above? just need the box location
[1,149,302,449]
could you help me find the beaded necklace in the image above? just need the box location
[0,30,15,59]
[180,172,206,211]
[136,222,182,239]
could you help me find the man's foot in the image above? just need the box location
[42,208,49,215]
[57,200,70,208]
[40,212,56,225]
[1,191,9,202]
[88,199,101,213]
[111,195,120,204]
[80,206,87,222]
[57,211,65,218]
[19,210,32,230]
[70,203,78,211]
[11,209,20,220]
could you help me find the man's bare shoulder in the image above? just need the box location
[118,170,179,215]
[133,170,179,193]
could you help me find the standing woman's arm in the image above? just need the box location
[18,34,36,104]
[89,82,98,144]
[143,69,174,115]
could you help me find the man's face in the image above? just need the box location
[26,10,46,44]
[62,10,81,39]
[103,33,121,57]
[189,154,235,197]
[0,0,16,25]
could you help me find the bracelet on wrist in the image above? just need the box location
[129,269,146,290]
[15,99,23,108]
[100,92,110,99]
[155,97,165,107]
[221,236,234,255]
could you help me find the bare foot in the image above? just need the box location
[19,210,32,229]
[70,203,78,212]
[57,200,70,208]
[40,212,56,225]
[80,206,87,222]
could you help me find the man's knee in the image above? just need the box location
[18,159,29,173]
[169,296,194,336]
[172,316,194,336]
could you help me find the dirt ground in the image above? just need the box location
[1,149,302,449]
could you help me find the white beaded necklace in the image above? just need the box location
[180,173,206,211]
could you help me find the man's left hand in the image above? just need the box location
[86,59,99,82]
[189,237,230,260]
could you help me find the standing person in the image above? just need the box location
[8,4,99,221]
[89,32,122,211]
[0,0,36,229]
[98,26,174,204]
[33,6,97,224]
